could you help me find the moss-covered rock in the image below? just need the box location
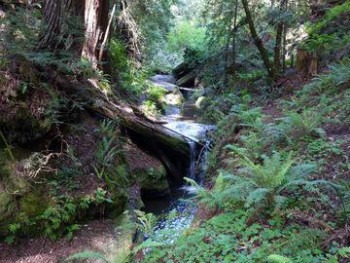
[125,141,170,198]
[135,166,170,197]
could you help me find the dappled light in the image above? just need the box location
[1,0,350,262]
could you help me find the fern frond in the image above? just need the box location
[245,188,270,208]
[267,254,292,263]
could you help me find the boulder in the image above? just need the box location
[150,75,176,84]
[124,141,170,198]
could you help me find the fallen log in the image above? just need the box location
[48,72,192,157]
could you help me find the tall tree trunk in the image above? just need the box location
[274,23,283,72]
[82,0,109,69]
[282,23,288,71]
[241,0,277,80]
[37,0,63,50]
[224,26,231,86]
[231,0,239,76]
[273,0,287,73]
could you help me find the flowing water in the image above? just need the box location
[142,75,214,243]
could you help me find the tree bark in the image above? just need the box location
[82,0,109,69]
[231,0,239,76]
[37,0,63,50]
[282,24,287,71]
[296,48,318,76]
[273,0,287,73]
[241,0,277,80]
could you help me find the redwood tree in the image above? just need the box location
[37,0,63,50]
[38,0,110,69]
[82,0,109,69]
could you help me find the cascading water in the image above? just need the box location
[142,75,215,244]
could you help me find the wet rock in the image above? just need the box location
[150,74,176,84]
[151,81,178,93]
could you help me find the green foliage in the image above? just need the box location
[324,247,350,263]
[188,149,335,216]
[280,110,324,142]
[302,59,350,97]
[136,210,332,262]
[307,1,350,34]
[238,69,266,82]
[146,85,167,104]
[5,223,21,245]
[6,188,114,241]
[0,131,15,161]
[2,6,41,53]
[93,120,128,190]
[307,139,344,160]
[302,34,350,53]
[39,196,78,240]
[267,254,292,263]
[201,92,242,122]
[110,39,129,74]
[166,20,207,65]
[283,60,350,130]
[109,38,148,95]
[134,210,157,237]
[239,151,294,189]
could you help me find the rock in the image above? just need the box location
[163,91,183,106]
[136,165,170,198]
[124,142,170,198]
[150,75,176,84]
[151,81,178,93]
[195,96,206,109]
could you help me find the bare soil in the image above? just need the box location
[0,220,127,263]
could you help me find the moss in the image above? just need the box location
[136,165,170,196]
[19,191,48,217]
[0,192,16,236]
[107,193,128,218]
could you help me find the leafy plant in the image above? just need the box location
[267,254,292,263]
[0,131,15,161]
[301,59,350,97]
[93,120,127,188]
[134,210,157,238]
[188,149,334,215]
[280,110,324,142]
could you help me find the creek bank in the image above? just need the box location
[0,56,212,260]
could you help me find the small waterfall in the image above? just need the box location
[195,140,212,185]
[146,132,212,244]
[141,74,215,244]
[187,141,197,180]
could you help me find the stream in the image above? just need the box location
[142,75,214,243]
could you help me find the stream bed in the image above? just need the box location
[142,75,214,243]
